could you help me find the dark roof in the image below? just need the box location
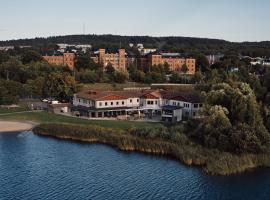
[162,91,202,103]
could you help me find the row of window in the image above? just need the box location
[99,99,140,107]
[147,100,158,105]
[101,101,125,107]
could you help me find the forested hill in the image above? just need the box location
[1,34,270,56]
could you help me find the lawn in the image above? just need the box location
[81,82,150,91]
[0,107,29,114]
[0,111,163,129]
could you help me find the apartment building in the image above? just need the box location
[43,53,76,70]
[138,53,196,75]
[91,49,126,71]
[149,54,196,75]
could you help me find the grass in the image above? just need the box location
[81,82,150,91]
[0,111,163,129]
[0,107,29,114]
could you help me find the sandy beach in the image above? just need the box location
[0,121,37,133]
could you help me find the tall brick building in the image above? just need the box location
[146,53,196,75]
[91,49,126,71]
[43,53,76,70]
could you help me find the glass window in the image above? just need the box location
[99,102,102,106]
[105,102,108,106]
[111,102,113,106]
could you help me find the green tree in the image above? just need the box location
[44,72,76,100]
[21,50,43,64]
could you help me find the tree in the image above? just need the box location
[44,72,76,100]
[197,82,270,153]
[113,71,128,83]
[105,63,115,75]
[181,64,188,74]
[21,50,43,64]
[0,52,9,64]
[0,80,23,105]
[164,62,171,74]
[196,54,209,72]
[75,53,100,71]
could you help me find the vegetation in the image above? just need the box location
[0,111,162,129]
[2,34,270,56]
[33,123,270,175]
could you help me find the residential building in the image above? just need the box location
[43,53,76,70]
[91,49,126,71]
[142,53,196,75]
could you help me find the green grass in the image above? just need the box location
[0,111,163,129]
[0,107,29,114]
[81,82,150,91]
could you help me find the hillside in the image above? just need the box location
[1,34,270,56]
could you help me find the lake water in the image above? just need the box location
[1,132,270,200]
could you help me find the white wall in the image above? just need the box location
[73,95,95,107]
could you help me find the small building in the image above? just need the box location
[161,105,182,123]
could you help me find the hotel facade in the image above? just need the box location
[72,89,202,122]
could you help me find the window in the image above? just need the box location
[130,99,133,103]
[122,101,125,105]
[137,99,139,102]
[78,99,81,103]
[99,102,102,107]
[111,102,113,106]
[116,102,119,105]
[147,101,154,105]
[194,104,198,108]
[155,101,158,105]
[105,102,108,106]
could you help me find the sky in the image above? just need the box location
[0,0,269,42]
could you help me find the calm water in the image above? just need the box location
[1,132,270,200]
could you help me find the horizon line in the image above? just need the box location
[0,33,269,44]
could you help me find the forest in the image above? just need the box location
[1,34,270,57]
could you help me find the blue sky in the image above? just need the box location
[0,0,269,42]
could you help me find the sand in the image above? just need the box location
[0,121,36,133]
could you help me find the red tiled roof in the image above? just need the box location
[142,93,159,99]
[98,95,127,101]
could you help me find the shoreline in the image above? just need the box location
[0,120,38,133]
[33,123,270,175]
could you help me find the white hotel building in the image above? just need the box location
[72,90,203,122]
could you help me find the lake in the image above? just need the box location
[0,132,270,200]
